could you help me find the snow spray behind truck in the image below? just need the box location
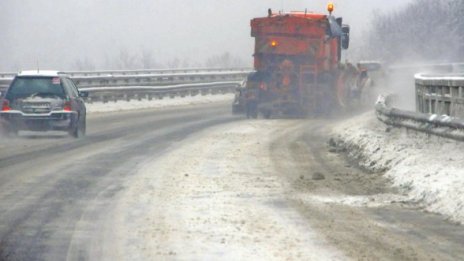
[246,3,352,117]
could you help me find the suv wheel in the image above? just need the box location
[70,115,86,138]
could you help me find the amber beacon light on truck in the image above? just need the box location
[327,2,334,14]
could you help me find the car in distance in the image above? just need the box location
[232,82,247,114]
[232,72,258,115]
[0,70,88,138]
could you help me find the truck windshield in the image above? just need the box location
[6,77,65,100]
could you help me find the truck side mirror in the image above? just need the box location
[342,25,350,50]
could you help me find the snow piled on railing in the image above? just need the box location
[86,93,234,113]
[79,81,241,92]
[333,112,464,224]
[415,73,464,81]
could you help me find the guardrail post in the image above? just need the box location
[415,73,464,118]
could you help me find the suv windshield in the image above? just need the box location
[6,77,65,100]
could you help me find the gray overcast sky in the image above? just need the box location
[0,0,413,70]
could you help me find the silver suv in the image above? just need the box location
[0,70,88,138]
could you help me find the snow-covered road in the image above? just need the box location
[2,95,464,260]
[114,121,345,260]
[91,115,464,260]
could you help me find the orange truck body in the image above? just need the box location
[249,9,350,116]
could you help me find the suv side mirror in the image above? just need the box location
[79,91,89,98]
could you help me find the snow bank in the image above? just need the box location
[86,93,234,113]
[333,112,464,224]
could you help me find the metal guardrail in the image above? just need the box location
[0,67,251,78]
[80,81,242,103]
[72,71,250,88]
[374,64,464,142]
[0,67,251,79]
[415,73,464,118]
[0,68,251,101]
[0,68,252,88]
[376,95,464,141]
[0,73,16,79]
[65,67,251,77]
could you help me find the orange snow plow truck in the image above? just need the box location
[247,3,352,117]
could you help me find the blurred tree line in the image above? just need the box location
[360,0,464,64]
[73,50,247,71]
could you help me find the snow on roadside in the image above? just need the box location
[85,93,234,113]
[332,112,464,224]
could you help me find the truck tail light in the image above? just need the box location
[1,100,11,111]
